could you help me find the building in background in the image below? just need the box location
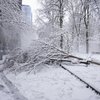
[22,5,32,24]
[0,0,22,60]
[21,5,34,49]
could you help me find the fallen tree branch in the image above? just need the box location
[68,55,100,65]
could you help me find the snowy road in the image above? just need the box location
[6,65,100,100]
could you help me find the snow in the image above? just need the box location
[0,76,14,100]
[1,0,100,100]
[0,54,100,100]
[62,63,100,92]
[71,53,100,62]
[0,91,13,100]
[6,65,100,100]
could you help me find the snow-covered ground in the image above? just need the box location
[0,53,100,100]
[5,65,100,100]
[0,76,14,100]
[63,63,100,92]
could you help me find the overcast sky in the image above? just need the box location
[22,0,41,22]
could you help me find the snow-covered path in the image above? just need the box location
[7,65,100,100]
[63,63,100,92]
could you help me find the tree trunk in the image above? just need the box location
[84,0,89,53]
[59,0,64,50]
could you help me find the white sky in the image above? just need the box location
[22,0,41,22]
